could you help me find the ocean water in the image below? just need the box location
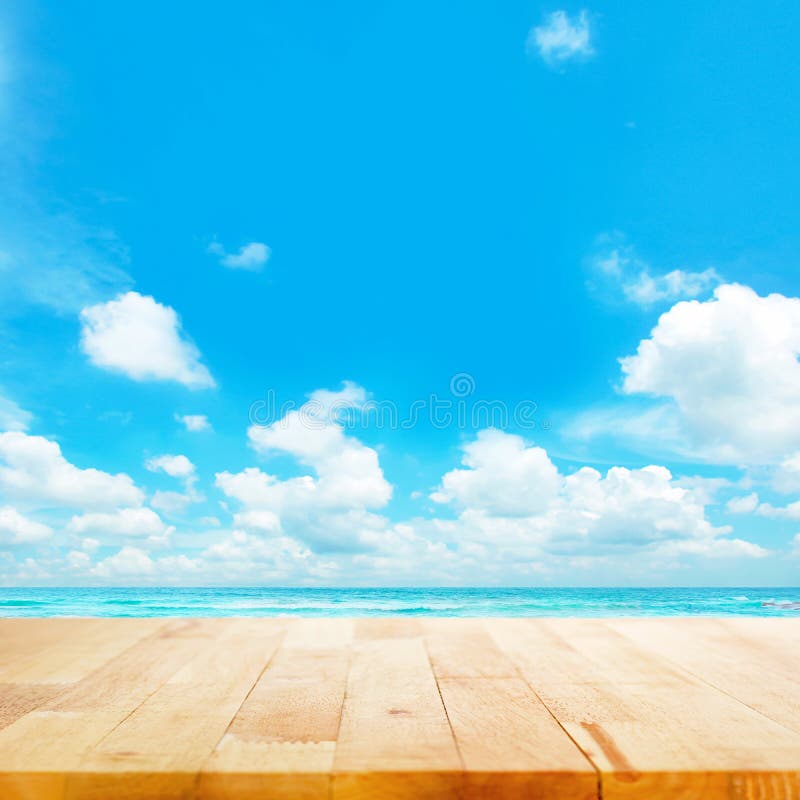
[0,587,798,617]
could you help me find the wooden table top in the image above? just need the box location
[0,616,799,799]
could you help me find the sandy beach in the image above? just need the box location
[0,616,799,799]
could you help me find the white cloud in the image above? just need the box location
[621,284,800,464]
[0,506,52,543]
[527,10,593,65]
[145,453,200,515]
[145,453,195,480]
[0,431,143,510]
[246,384,390,510]
[212,388,766,575]
[0,392,31,431]
[89,546,205,580]
[176,413,211,432]
[203,530,321,576]
[80,291,215,389]
[66,550,91,571]
[726,493,760,514]
[757,501,800,520]
[305,381,368,418]
[208,241,270,271]
[623,268,721,307]
[588,235,722,307]
[217,383,391,552]
[656,537,769,559]
[428,430,761,562]
[432,429,560,515]
[232,509,282,534]
[672,475,732,505]
[67,507,174,540]
[91,546,155,578]
[150,490,195,515]
[772,452,800,493]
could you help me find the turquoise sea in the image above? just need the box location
[0,587,798,617]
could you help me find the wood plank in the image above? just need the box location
[0,618,165,684]
[200,619,352,800]
[489,619,800,800]
[354,617,422,640]
[0,617,799,799]
[0,619,88,668]
[718,617,800,664]
[438,677,598,799]
[48,618,224,714]
[423,618,518,678]
[607,618,800,736]
[0,619,228,800]
[333,635,462,799]
[281,617,354,649]
[0,684,67,732]
[424,619,596,799]
[65,619,286,799]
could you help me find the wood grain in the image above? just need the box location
[606,618,800,735]
[489,618,800,799]
[200,619,351,800]
[333,622,461,799]
[0,617,798,799]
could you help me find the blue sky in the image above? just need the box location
[1,0,800,585]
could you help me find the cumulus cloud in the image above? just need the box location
[232,509,282,534]
[80,291,215,389]
[208,241,270,271]
[1,379,774,583]
[91,546,155,578]
[217,383,391,551]
[66,550,91,571]
[145,453,200,516]
[588,235,721,307]
[88,546,205,580]
[67,507,173,539]
[726,493,760,514]
[176,413,211,432]
[0,506,52,543]
[432,428,560,515]
[527,10,593,65]
[772,452,800,494]
[756,501,800,520]
[0,431,143,510]
[150,490,194,515]
[656,537,769,559]
[305,381,368,417]
[624,268,721,307]
[246,384,390,510]
[429,429,762,562]
[211,395,768,576]
[202,530,327,580]
[145,454,195,480]
[621,284,800,464]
